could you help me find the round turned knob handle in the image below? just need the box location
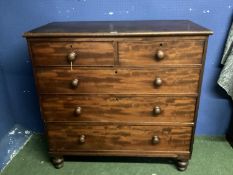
[153,106,161,115]
[74,106,82,116]
[67,51,77,62]
[152,136,160,144]
[71,78,79,88]
[154,77,162,87]
[79,135,85,143]
[156,50,165,60]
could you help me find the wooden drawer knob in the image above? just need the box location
[74,106,82,116]
[71,78,79,88]
[152,136,160,144]
[156,50,165,60]
[154,77,162,87]
[153,106,161,115]
[79,135,85,143]
[67,51,77,62]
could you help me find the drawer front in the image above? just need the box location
[41,95,196,123]
[119,40,204,66]
[47,124,192,152]
[36,67,201,94]
[30,41,114,66]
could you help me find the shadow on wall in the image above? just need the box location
[196,9,233,135]
[0,59,15,139]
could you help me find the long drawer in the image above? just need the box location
[30,41,115,66]
[36,67,201,94]
[47,124,192,153]
[119,40,204,66]
[41,95,196,123]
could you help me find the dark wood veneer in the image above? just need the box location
[24,20,212,37]
[30,41,114,66]
[24,20,212,171]
[47,124,192,152]
[36,67,201,94]
[119,40,204,65]
[41,95,196,123]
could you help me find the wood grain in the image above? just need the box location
[35,67,201,94]
[30,41,114,66]
[47,124,192,153]
[24,20,212,169]
[119,40,204,65]
[41,95,196,123]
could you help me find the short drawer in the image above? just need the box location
[119,40,204,66]
[47,124,192,152]
[30,41,114,66]
[36,67,201,94]
[41,95,196,123]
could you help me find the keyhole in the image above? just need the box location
[159,43,163,47]
[115,70,118,74]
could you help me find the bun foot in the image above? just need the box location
[51,156,64,169]
[177,159,189,171]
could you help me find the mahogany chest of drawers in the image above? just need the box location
[24,20,212,171]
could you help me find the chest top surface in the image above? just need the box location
[24,20,212,37]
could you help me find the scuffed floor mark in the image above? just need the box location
[8,128,17,135]
[0,124,32,172]
[9,150,17,160]
[25,130,30,135]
